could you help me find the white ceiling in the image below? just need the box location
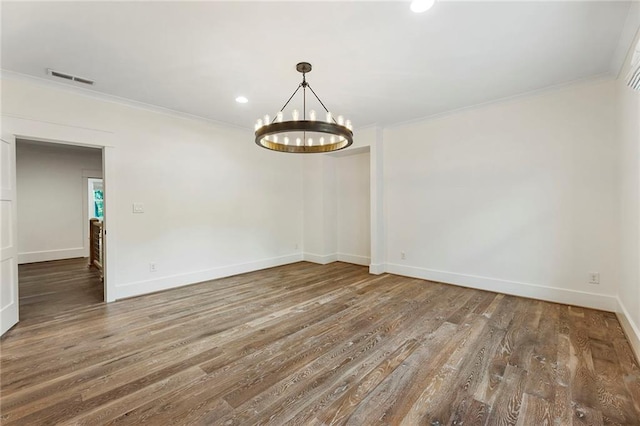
[1,1,635,129]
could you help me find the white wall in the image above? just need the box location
[2,76,303,300]
[617,28,640,357]
[384,79,620,311]
[336,151,370,265]
[16,141,102,263]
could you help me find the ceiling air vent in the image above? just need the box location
[627,39,640,91]
[47,69,95,86]
[629,66,640,91]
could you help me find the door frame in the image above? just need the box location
[13,138,115,303]
[1,116,117,320]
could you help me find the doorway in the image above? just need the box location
[331,147,371,266]
[15,140,106,321]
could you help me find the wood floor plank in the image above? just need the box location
[553,384,573,426]
[485,364,528,425]
[275,303,458,424]
[285,288,479,425]
[348,321,464,426]
[214,281,449,425]
[516,393,552,426]
[1,259,639,425]
[311,338,421,426]
[419,321,506,425]
[61,366,208,426]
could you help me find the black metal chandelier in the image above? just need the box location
[255,62,353,153]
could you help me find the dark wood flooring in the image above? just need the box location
[17,257,104,322]
[1,261,639,425]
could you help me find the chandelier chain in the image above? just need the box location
[275,83,303,119]
[307,84,336,123]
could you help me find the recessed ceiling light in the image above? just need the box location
[235,96,248,104]
[410,0,435,13]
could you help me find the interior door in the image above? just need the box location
[1,132,19,335]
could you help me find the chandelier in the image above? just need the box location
[255,62,353,153]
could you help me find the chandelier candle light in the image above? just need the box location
[255,62,353,153]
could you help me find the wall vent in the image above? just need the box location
[628,65,640,91]
[627,39,640,91]
[47,69,95,86]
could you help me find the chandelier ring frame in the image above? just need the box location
[255,121,353,153]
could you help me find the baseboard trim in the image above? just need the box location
[616,298,640,364]
[116,253,303,300]
[303,252,338,265]
[18,247,85,264]
[336,253,370,266]
[303,252,370,266]
[385,263,618,312]
[369,263,385,275]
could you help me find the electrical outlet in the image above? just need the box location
[401,252,406,260]
[295,243,299,250]
[588,272,600,284]
[149,262,157,273]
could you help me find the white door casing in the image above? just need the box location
[1,132,19,335]
[0,116,116,303]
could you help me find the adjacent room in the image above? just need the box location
[15,140,105,320]
[1,1,639,424]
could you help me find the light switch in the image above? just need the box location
[133,203,144,213]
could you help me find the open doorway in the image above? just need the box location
[331,147,371,266]
[15,139,105,321]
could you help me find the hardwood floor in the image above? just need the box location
[17,258,104,322]
[1,261,639,425]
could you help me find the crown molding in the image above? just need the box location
[385,73,614,130]
[0,69,249,131]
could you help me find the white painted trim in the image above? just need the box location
[301,251,372,268]
[370,127,385,272]
[303,252,338,265]
[385,263,618,312]
[1,70,247,131]
[102,146,116,302]
[116,253,303,300]
[369,263,385,275]
[385,74,613,130]
[18,248,85,264]
[303,252,371,267]
[616,297,640,364]
[336,253,370,266]
[2,115,115,147]
[328,146,371,158]
[2,117,117,303]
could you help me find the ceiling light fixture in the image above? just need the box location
[235,96,248,103]
[410,0,435,13]
[255,62,353,153]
